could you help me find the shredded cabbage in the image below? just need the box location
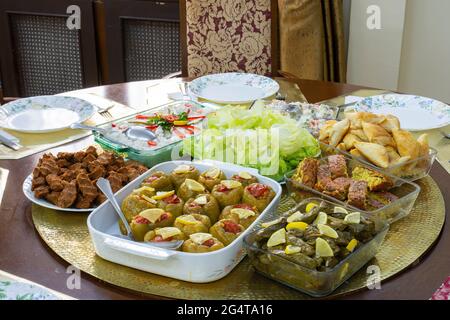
[183,104,320,180]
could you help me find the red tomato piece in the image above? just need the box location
[222,220,241,234]
[247,184,269,198]
[134,216,150,224]
[202,239,215,247]
[164,194,180,204]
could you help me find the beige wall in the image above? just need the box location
[398,0,450,103]
[347,0,450,103]
[347,0,407,91]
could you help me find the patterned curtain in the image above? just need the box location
[278,0,347,82]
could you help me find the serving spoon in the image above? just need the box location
[96,178,184,250]
[71,123,157,141]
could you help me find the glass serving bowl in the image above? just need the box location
[285,154,421,224]
[244,197,389,297]
[320,142,437,182]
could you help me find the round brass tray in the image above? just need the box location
[32,177,445,299]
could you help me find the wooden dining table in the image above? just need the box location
[0,78,448,300]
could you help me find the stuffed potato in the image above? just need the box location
[198,167,226,191]
[183,194,221,224]
[173,214,211,236]
[130,209,173,241]
[231,171,258,187]
[211,180,243,208]
[182,233,224,253]
[209,219,245,246]
[220,203,259,229]
[242,183,275,212]
[141,171,173,191]
[170,164,200,189]
[144,227,186,243]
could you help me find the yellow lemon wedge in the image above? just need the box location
[267,228,286,247]
[173,120,188,126]
[139,208,165,223]
[287,211,305,223]
[317,224,339,239]
[261,218,282,228]
[313,212,328,225]
[286,222,309,231]
[238,171,252,180]
[344,212,361,224]
[190,233,213,245]
[205,168,221,179]
[194,195,208,205]
[155,227,182,239]
[141,195,157,204]
[315,237,334,258]
[176,215,199,225]
[346,239,358,252]
[334,206,348,214]
[173,164,191,174]
[185,179,205,192]
[285,245,301,255]
[152,190,175,200]
[230,208,256,220]
[133,186,155,194]
[305,202,318,213]
[221,180,242,189]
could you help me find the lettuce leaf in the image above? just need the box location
[184,105,320,180]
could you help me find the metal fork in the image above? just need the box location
[98,104,114,119]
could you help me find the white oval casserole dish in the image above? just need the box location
[87,160,282,283]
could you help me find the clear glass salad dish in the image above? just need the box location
[244,198,389,297]
[94,101,217,167]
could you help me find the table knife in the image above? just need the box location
[0,130,22,151]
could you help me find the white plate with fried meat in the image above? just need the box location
[23,146,148,212]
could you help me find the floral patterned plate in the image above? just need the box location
[0,95,95,133]
[188,72,280,104]
[0,281,60,300]
[354,94,450,131]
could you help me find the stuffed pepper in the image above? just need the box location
[170,164,200,189]
[198,167,226,191]
[183,194,221,224]
[211,180,244,208]
[130,208,174,241]
[219,203,260,229]
[141,171,173,191]
[209,219,245,246]
[173,214,211,236]
[242,183,275,212]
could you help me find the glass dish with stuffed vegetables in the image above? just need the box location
[244,198,389,297]
[87,160,282,283]
[285,154,420,224]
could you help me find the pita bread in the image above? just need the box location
[342,133,362,150]
[319,120,337,142]
[329,119,350,147]
[416,134,429,158]
[380,115,400,133]
[392,129,420,159]
[362,122,395,147]
[349,129,369,142]
[355,142,390,168]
